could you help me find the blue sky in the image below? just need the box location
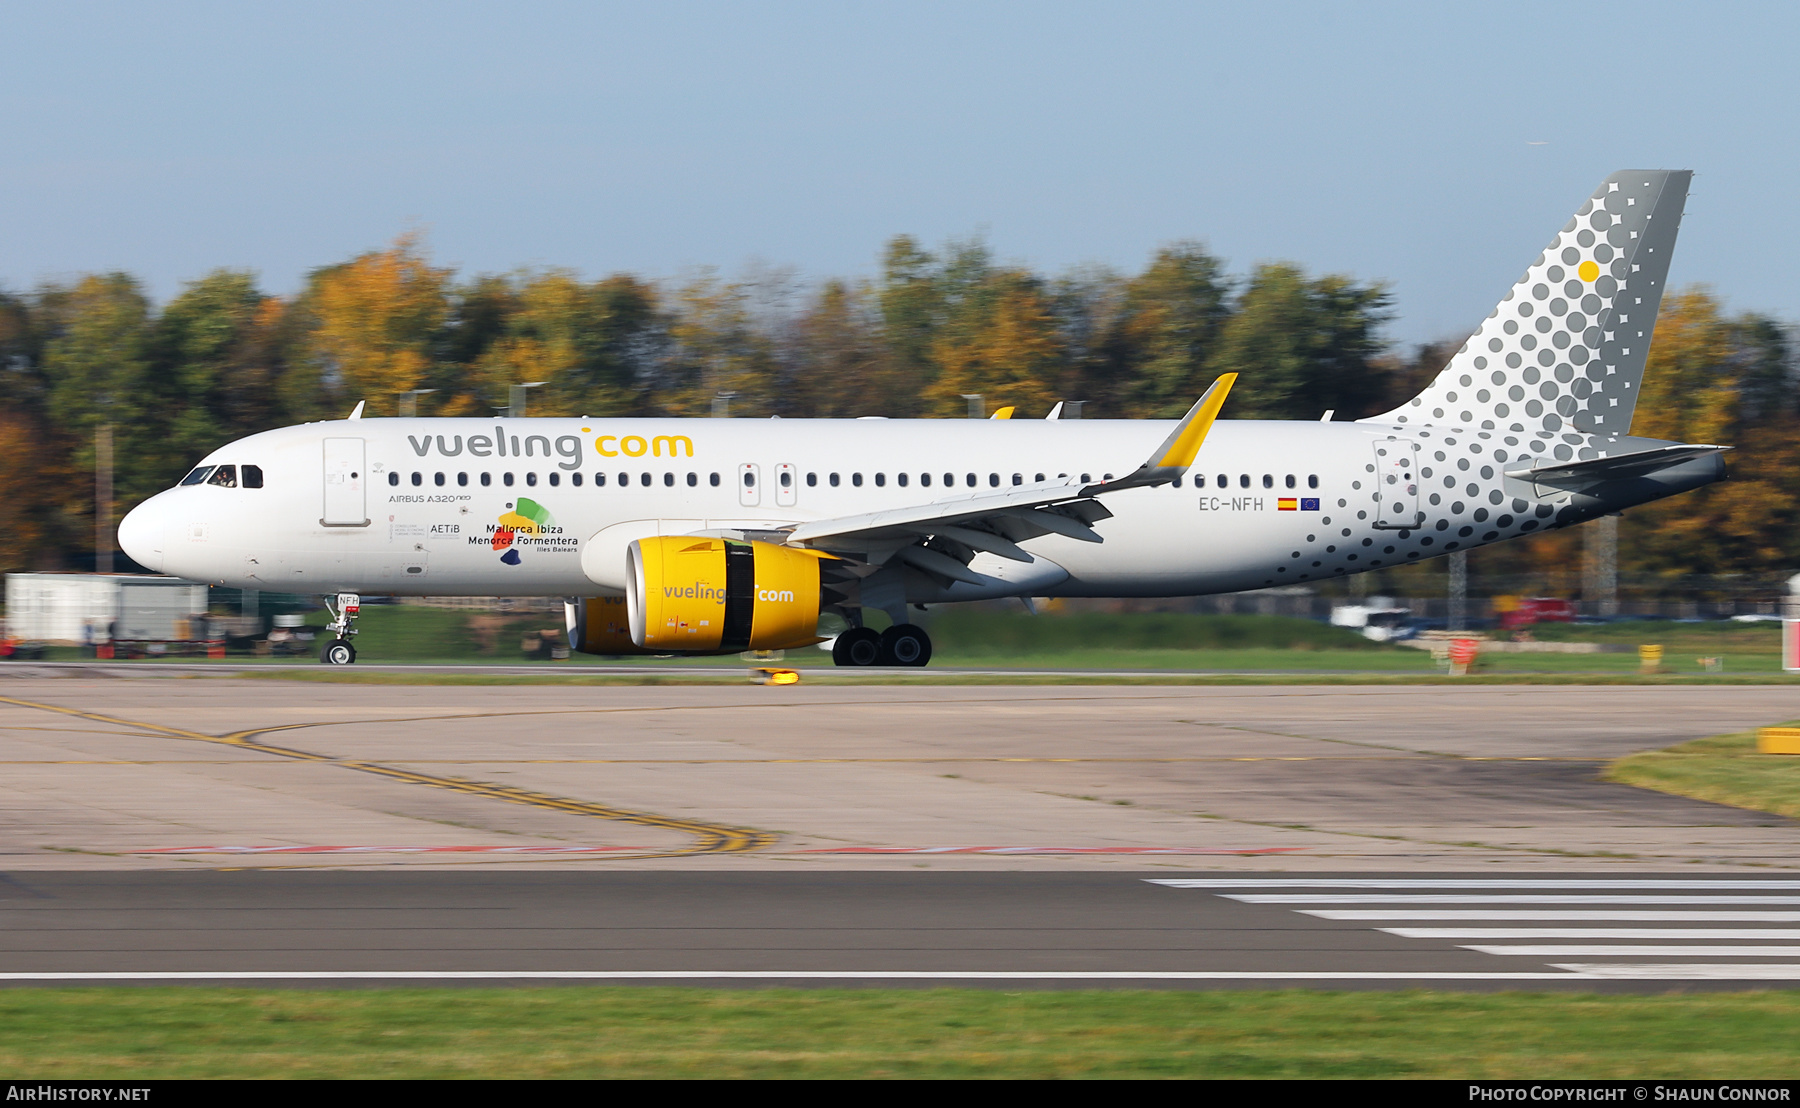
[3,1,1796,347]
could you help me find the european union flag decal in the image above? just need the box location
[1300,498,1320,511]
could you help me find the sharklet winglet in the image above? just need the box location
[1081,373,1236,496]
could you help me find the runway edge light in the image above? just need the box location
[751,667,800,685]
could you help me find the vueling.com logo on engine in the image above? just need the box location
[662,584,726,602]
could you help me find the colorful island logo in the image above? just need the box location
[491,498,554,565]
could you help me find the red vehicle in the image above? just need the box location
[1499,597,1578,632]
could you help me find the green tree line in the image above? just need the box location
[0,235,1792,584]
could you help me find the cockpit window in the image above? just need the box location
[179,466,215,486]
[242,465,264,489]
[206,465,238,488]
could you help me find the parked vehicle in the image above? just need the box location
[1330,602,1418,643]
[1497,596,1577,632]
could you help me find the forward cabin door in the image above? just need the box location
[1370,437,1421,529]
[322,437,369,526]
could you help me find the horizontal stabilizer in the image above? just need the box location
[1505,444,1730,488]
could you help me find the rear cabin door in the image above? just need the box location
[1370,437,1422,529]
[322,437,368,526]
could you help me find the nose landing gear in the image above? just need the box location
[320,592,360,665]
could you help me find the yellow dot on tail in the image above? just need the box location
[1578,260,1600,282]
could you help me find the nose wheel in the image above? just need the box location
[319,592,361,665]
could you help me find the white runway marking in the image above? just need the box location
[1228,894,1800,906]
[1304,910,1800,922]
[1465,945,1800,958]
[1152,878,1800,979]
[1148,879,1800,891]
[0,970,1584,982]
[1383,928,1800,940]
[1554,964,1800,980]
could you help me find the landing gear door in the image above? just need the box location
[738,463,761,508]
[1371,437,1421,530]
[322,437,369,526]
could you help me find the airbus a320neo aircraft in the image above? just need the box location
[118,170,1724,667]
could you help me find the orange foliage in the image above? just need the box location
[925,277,1064,417]
[305,234,451,407]
[0,412,46,572]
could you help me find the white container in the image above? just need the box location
[4,574,209,644]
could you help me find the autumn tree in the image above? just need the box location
[1089,244,1232,417]
[467,271,662,418]
[1623,289,1798,578]
[876,236,947,413]
[780,279,899,418]
[655,271,780,417]
[1205,264,1391,420]
[288,234,452,418]
[142,270,289,486]
[923,268,1066,418]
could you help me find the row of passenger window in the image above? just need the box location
[179,464,264,488]
[394,470,1107,489]
[392,470,1324,491]
[390,470,712,488]
[1200,474,1320,489]
[813,472,1086,488]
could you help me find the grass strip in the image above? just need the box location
[1606,722,1800,819]
[7,987,1800,1079]
[225,670,1800,687]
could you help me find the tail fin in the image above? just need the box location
[1368,170,1691,436]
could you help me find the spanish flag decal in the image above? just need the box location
[1278,498,1298,511]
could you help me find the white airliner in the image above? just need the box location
[118,170,1725,667]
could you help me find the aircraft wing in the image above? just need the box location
[767,375,1237,583]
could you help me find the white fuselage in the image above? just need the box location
[118,415,1619,600]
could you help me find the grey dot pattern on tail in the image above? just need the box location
[1368,170,1690,438]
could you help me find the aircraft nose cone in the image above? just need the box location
[117,499,165,573]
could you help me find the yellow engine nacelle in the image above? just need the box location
[566,595,653,655]
[625,537,828,653]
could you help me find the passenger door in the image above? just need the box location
[322,438,368,526]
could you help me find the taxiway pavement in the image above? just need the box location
[0,676,1795,871]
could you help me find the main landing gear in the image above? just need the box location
[832,624,933,668]
[319,592,360,665]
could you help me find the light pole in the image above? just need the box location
[1448,550,1468,631]
[95,424,113,574]
[397,389,437,418]
[1584,516,1619,619]
[961,394,984,420]
[507,382,547,419]
[712,391,737,418]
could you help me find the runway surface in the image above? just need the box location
[1,677,1798,870]
[6,676,1800,988]
[10,871,1800,989]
